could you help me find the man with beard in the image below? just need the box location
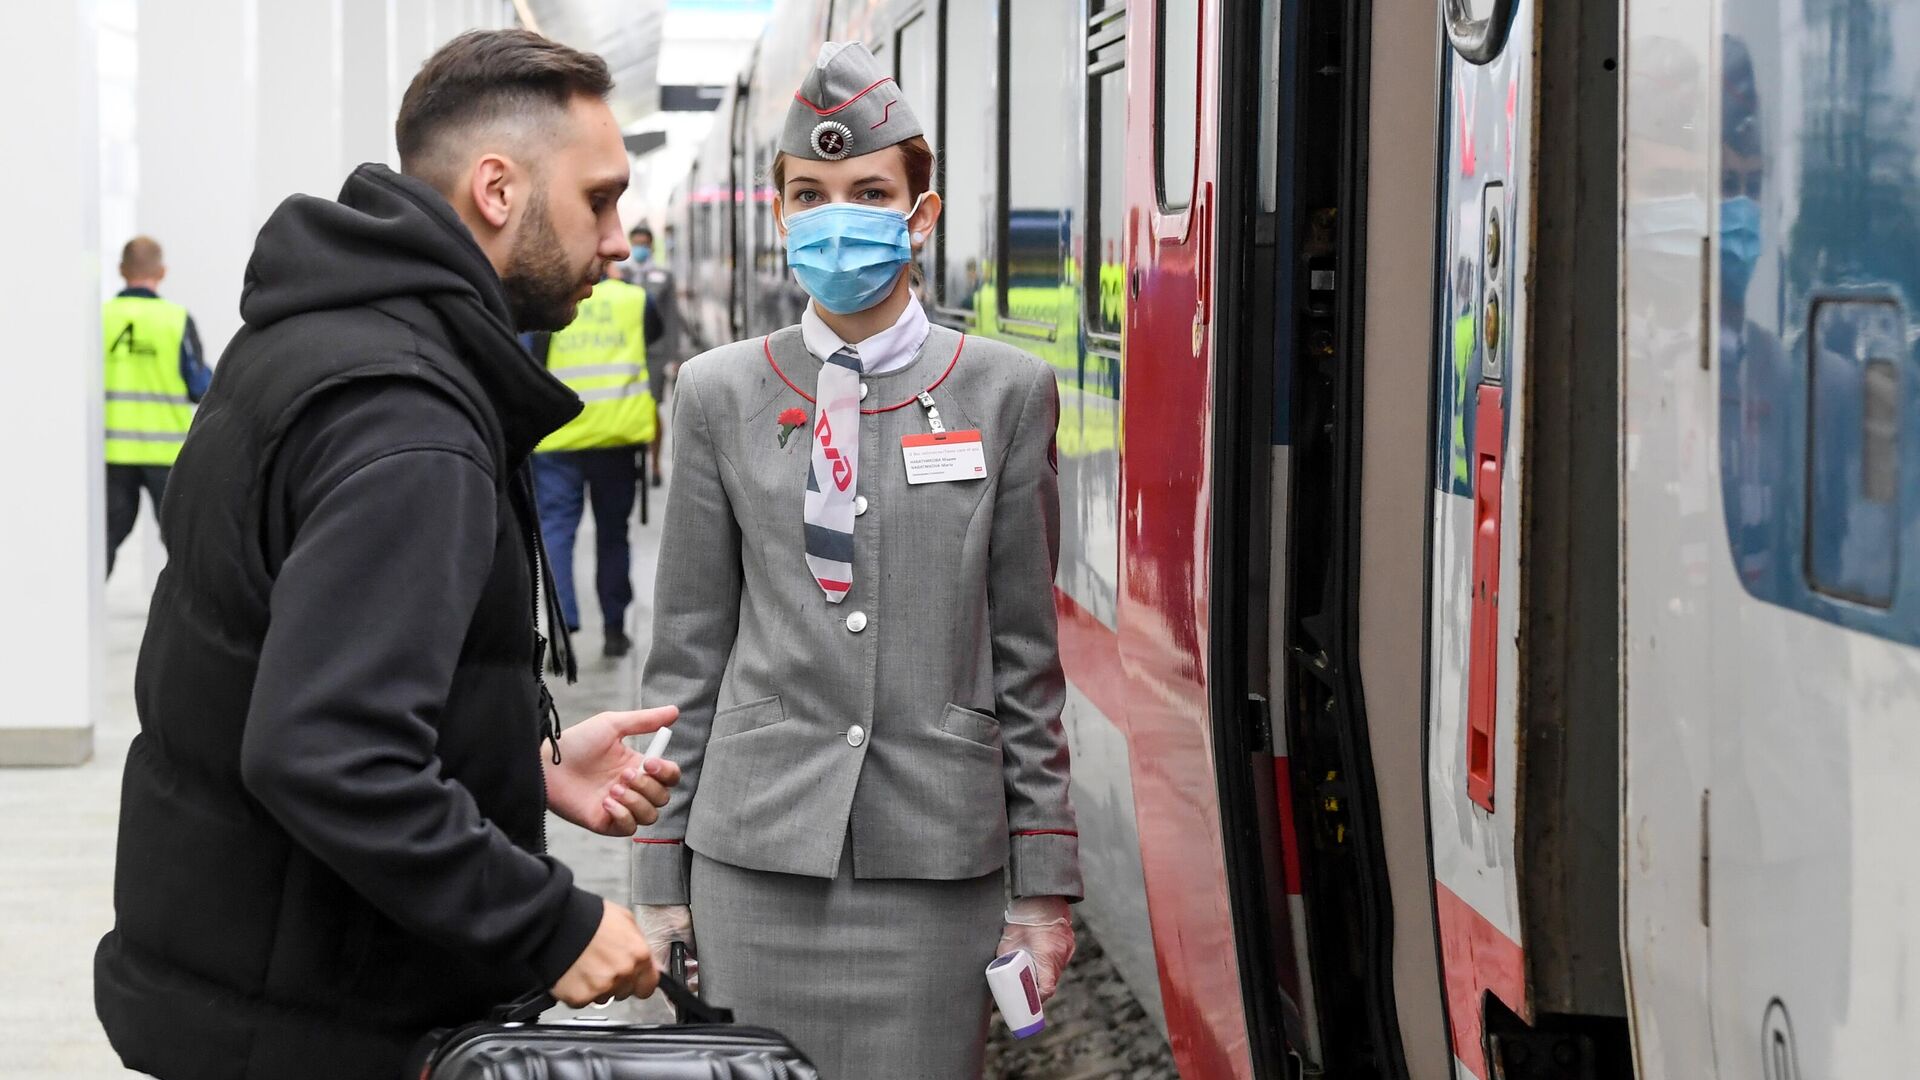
[94,30,682,1080]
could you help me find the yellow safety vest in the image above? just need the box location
[102,295,193,466]
[538,279,658,452]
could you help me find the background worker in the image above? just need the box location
[619,223,681,487]
[531,268,664,658]
[102,235,209,575]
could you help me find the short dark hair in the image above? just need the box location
[630,225,653,240]
[396,29,614,190]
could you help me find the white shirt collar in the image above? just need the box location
[800,294,932,377]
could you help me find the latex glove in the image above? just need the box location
[636,904,697,993]
[994,896,1075,1002]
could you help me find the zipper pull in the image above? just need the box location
[538,682,563,765]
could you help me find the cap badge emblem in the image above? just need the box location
[810,120,854,160]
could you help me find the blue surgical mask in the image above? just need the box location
[1719,195,1762,302]
[782,194,929,314]
[631,244,652,264]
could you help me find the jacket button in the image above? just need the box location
[846,611,868,633]
[855,495,869,516]
[847,724,866,747]
[859,383,870,401]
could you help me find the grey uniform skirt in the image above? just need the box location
[690,848,1005,1080]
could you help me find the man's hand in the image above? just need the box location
[544,706,682,836]
[552,899,658,1007]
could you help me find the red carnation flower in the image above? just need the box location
[777,407,809,449]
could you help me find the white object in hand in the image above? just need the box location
[985,948,1046,1038]
[642,727,673,762]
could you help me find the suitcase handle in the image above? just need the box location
[489,971,731,1026]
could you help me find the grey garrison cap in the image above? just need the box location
[779,41,924,162]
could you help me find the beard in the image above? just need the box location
[502,190,594,332]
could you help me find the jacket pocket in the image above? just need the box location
[938,703,1002,748]
[709,695,786,741]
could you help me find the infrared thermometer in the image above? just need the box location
[985,948,1046,1038]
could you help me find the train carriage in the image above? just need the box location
[657,0,1920,1076]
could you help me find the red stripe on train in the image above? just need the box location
[1433,881,1525,1080]
[1054,587,1131,730]
[1272,758,1304,895]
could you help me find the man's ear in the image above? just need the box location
[470,154,516,231]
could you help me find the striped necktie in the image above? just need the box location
[804,344,862,601]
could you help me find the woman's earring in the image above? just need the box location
[911,231,926,244]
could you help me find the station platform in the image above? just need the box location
[0,477,1169,1078]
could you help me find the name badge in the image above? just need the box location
[902,430,987,485]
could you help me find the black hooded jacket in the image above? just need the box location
[95,165,599,1080]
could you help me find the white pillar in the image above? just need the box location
[340,0,394,175]
[0,1,103,765]
[389,0,432,161]
[255,0,345,220]
[136,0,258,361]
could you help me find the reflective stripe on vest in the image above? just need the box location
[537,278,657,452]
[103,295,193,465]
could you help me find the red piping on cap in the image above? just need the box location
[794,77,897,117]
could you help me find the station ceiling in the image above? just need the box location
[519,0,669,127]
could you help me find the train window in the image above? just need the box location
[999,0,1078,332]
[895,14,933,144]
[1804,299,1902,608]
[1087,17,1126,341]
[938,0,991,316]
[896,12,937,294]
[1157,0,1200,211]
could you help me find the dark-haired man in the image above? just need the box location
[95,30,679,1080]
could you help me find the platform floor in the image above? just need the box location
[0,469,1170,1078]
[0,482,668,1078]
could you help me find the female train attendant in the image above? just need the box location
[632,41,1081,1078]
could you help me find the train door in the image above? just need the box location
[1691,1,1920,1074]
[1427,0,1631,1075]
[1113,0,1282,1074]
[727,73,750,340]
[1425,2,1536,1073]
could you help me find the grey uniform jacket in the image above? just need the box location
[633,324,1081,905]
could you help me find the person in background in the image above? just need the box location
[632,42,1079,1080]
[94,31,682,1080]
[529,266,665,658]
[102,236,209,576]
[621,223,681,487]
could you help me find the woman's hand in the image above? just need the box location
[543,706,682,836]
[637,904,698,993]
[994,896,1076,1001]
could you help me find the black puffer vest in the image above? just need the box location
[94,165,583,1080]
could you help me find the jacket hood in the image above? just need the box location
[240,163,581,462]
[243,164,509,329]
